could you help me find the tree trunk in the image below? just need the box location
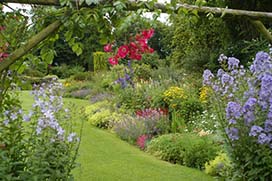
[0,20,62,72]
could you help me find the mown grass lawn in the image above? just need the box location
[20,91,214,181]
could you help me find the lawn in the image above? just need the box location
[20,91,214,181]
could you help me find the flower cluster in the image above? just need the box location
[31,80,79,142]
[203,51,272,148]
[163,86,187,107]
[199,86,212,103]
[135,108,168,117]
[104,28,155,65]
[136,134,149,150]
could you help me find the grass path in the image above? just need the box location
[20,91,214,181]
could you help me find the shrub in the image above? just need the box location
[205,152,232,178]
[93,52,108,72]
[146,133,220,169]
[112,115,147,143]
[50,64,85,78]
[134,64,152,81]
[70,72,93,81]
[85,101,122,128]
[177,98,204,125]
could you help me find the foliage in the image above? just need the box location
[70,71,93,81]
[0,80,83,180]
[205,152,232,178]
[112,115,147,143]
[134,63,152,81]
[85,100,122,128]
[93,52,108,72]
[146,133,220,169]
[203,51,272,180]
[170,13,231,72]
[114,79,169,112]
[50,64,85,79]
[113,108,170,143]
[163,86,187,109]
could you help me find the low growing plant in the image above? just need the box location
[146,133,220,169]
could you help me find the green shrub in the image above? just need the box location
[146,133,220,169]
[70,72,93,81]
[205,152,232,178]
[93,52,108,72]
[23,68,45,77]
[85,101,122,128]
[134,64,152,81]
[50,64,85,78]
[177,98,204,125]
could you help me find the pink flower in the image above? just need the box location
[142,28,154,39]
[108,56,119,65]
[117,45,129,58]
[104,43,112,52]
[0,26,5,31]
[136,135,149,150]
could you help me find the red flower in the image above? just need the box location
[142,28,154,39]
[108,56,119,65]
[104,43,112,52]
[117,45,129,58]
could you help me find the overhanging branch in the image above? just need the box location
[2,0,272,20]
[0,20,62,72]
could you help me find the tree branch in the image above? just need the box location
[0,20,62,72]
[2,0,272,20]
[250,20,272,44]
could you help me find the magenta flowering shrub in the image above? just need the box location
[203,51,272,180]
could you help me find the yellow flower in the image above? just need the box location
[64,82,71,87]
[199,86,212,103]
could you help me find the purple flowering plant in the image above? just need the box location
[0,79,84,180]
[203,51,272,180]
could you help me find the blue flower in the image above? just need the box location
[203,69,214,85]
[257,133,271,144]
[249,125,263,137]
[264,119,272,132]
[226,127,239,141]
[227,57,240,70]
[226,102,242,119]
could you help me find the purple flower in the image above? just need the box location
[249,125,263,137]
[243,97,257,111]
[258,133,271,144]
[226,102,242,119]
[264,119,272,132]
[217,69,225,77]
[203,69,214,85]
[221,73,234,86]
[226,127,239,141]
[229,119,237,124]
[250,51,271,74]
[228,57,240,70]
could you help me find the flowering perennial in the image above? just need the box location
[104,28,154,65]
[203,51,272,148]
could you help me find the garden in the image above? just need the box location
[1,0,272,180]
